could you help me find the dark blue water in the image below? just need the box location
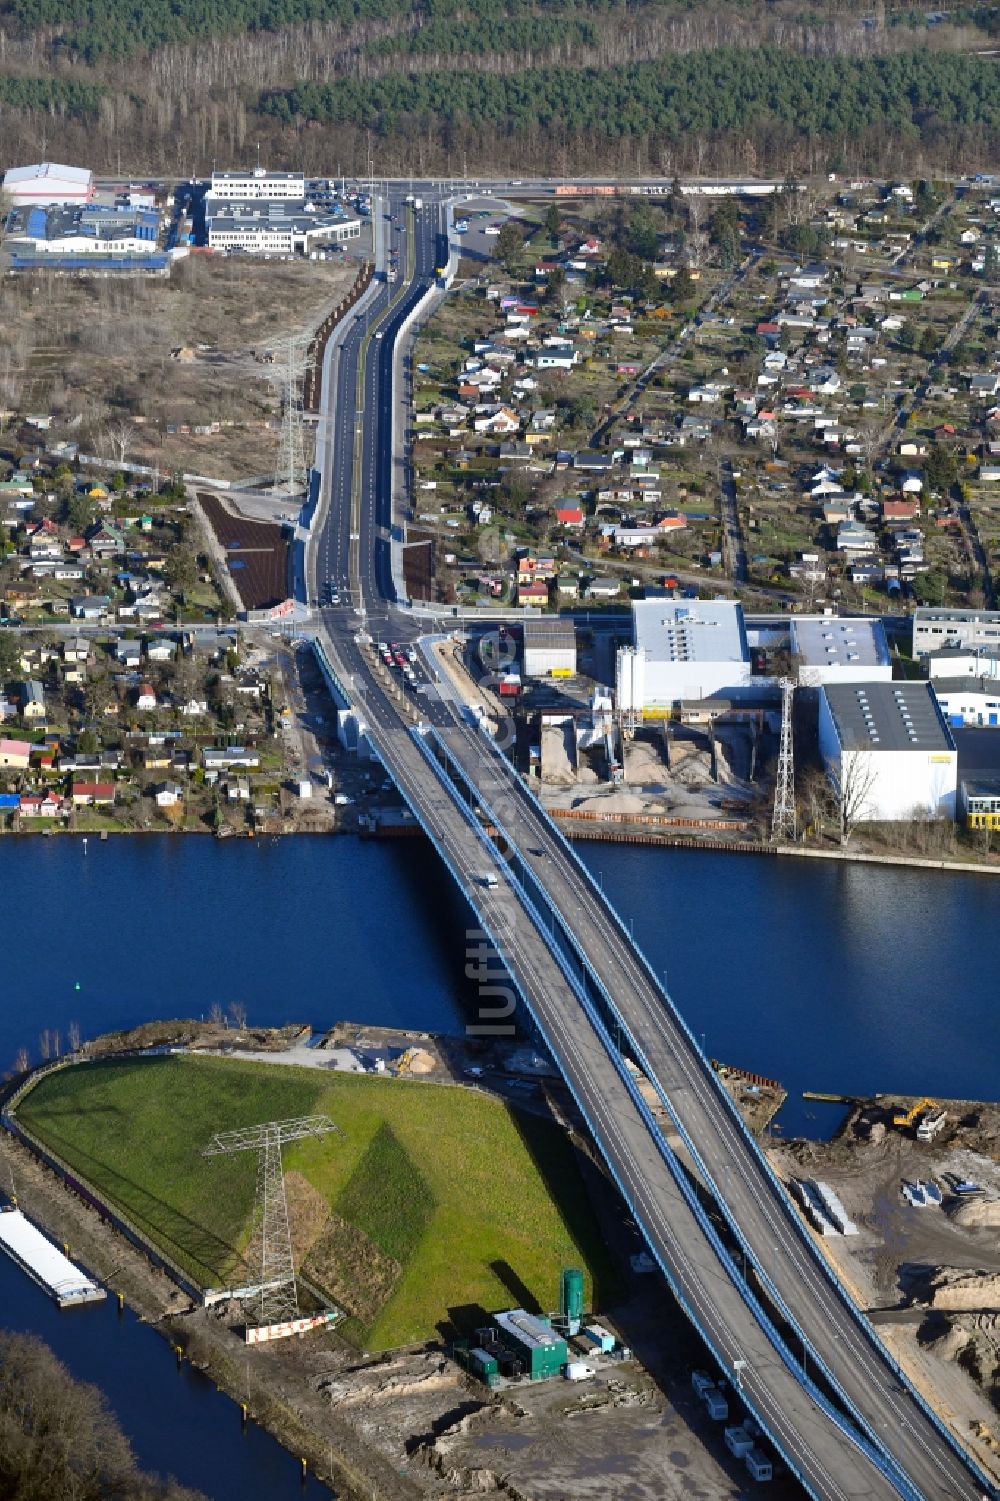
[0,1254,328,1501]
[1,834,997,1494]
[577,843,999,1137]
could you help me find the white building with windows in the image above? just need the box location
[930,677,1000,728]
[616,598,751,713]
[912,606,1000,657]
[818,681,957,823]
[208,169,305,201]
[206,199,360,256]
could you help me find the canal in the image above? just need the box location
[0,833,996,1494]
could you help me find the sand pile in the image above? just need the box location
[920,1267,1000,1311]
[950,1197,1000,1230]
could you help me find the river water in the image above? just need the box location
[0,833,996,1495]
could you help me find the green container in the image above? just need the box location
[470,1348,498,1380]
[561,1267,584,1323]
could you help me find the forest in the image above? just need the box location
[0,0,999,175]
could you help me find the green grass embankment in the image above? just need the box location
[17,1055,615,1349]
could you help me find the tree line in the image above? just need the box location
[262,47,1000,138]
[0,1329,207,1500]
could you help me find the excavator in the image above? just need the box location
[892,1096,936,1130]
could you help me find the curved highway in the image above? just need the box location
[306,188,994,1501]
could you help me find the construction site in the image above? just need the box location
[773,1092,1000,1484]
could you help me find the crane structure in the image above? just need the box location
[771,676,796,843]
[203,1114,338,1329]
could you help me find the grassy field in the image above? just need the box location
[18,1055,616,1349]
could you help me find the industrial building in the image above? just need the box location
[790,617,891,686]
[930,677,1000,728]
[522,618,577,678]
[912,605,1000,657]
[492,1309,567,1379]
[925,646,1000,681]
[616,598,751,715]
[2,161,94,206]
[818,681,957,823]
[209,168,305,200]
[960,778,1000,829]
[205,166,361,256]
[4,203,160,257]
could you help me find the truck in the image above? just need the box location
[479,872,500,889]
[724,1424,755,1459]
[413,197,423,211]
[745,1447,773,1482]
[691,1370,728,1420]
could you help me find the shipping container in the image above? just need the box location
[470,1348,498,1379]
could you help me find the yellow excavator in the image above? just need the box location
[893,1097,936,1130]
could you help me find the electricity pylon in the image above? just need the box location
[771,677,796,843]
[203,1115,337,1328]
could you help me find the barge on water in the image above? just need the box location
[0,1205,105,1307]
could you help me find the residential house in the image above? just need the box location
[18,680,45,721]
[202,747,260,772]
[556,574,580,599]
[146,639,174,663]
[116,639,142,668]
[0,737,32,769]
[135,683,157,710]
[555,506,584,528]
[517,579,549,606]
[19,791,62,818]
[585,576,621,600]
[154,781,184,808]
[70,595,112,620]
[71,782,115,806]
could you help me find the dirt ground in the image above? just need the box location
[540,724,763,828]
[773,1095,1000,1483]
[2,256,357,482]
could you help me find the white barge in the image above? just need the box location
[0,1206,106,1307]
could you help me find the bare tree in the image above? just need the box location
[208,1001,224,1025]
[228,1000,247,1029]
[67,1021,81,1053]
[828,751,879,844]
[104,419,136,469]
[38,1030,50,1062]
[13,1048,28,1075]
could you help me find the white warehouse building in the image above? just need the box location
[818,681,957,823]
[3,162,93,206]
[616,598,751,714]
[791,617,892,687]
[522,618,576,678]
[930,677,1000,728]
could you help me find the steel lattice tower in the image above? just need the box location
[203,1115,337,1328]
[771,677,796,842]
